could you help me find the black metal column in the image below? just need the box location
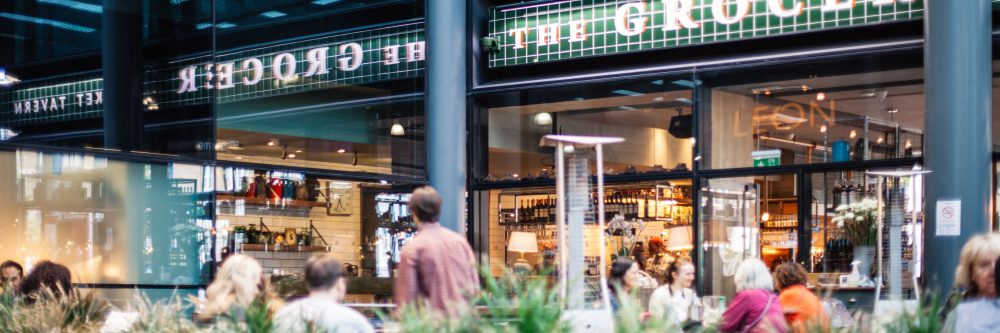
[102,0,143,150]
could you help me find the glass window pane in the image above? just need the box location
[478,78,694,182]
[700,52,924,169]
[0,149,212,286]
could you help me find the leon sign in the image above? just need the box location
[488,0,923,67]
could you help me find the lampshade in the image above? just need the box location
[665,225,693,251]
[390,123,405,136]
[703,222,730,248]
[507,231,539,254]
[534,112,553,125]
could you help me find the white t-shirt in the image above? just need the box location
[273,296,375,333]
[648,285,698,323]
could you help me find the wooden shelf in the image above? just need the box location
[241,244,329,252]
[217,194,325,208]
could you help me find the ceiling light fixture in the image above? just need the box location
[337,149,346,153]
[287,153,296,159]
[390,123,405,136]
[816,92,826,101]
[905,139,913,148]
[887,108,899,113]
[267,139,277,146]
[850,130,857,139]
[534,112,553,126]
[295,150,302,153]
[0,68,20,86]
[877,137,885,144]
[820,125,828,133]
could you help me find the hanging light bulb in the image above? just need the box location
[761,212,771,222]
[820,125,828,133]
[534,112,553,125]
[816,92,826,101]
[390,123,405,136]
[849,130,857,139]
[905,139,912,149]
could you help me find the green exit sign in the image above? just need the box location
[752,149,782,167]
[488,0,925,68]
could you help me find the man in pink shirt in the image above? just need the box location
[393,186,480,315]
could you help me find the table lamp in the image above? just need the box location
[508,231,539,274]
[665,225,693,252]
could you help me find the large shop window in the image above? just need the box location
[700,52,925,169]
[213,165,416,304]
[0,149,213,291]
[477,79,693,182]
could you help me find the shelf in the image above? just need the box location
[241,244,329,252]
[217,194,325,208]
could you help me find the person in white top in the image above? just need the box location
[648,260,699,324]
[273,254,375,333]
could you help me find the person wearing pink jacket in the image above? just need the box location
[720,259,788,333]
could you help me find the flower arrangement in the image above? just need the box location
[606,214,646,258]
[832,198,879,246]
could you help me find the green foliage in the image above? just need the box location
[0,289,107,333]
[612,288,683,333]
[125,293,201,333]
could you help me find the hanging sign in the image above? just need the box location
[935,200,960,236]
[1,22,426,126]
[487,0,924,67]
[752,149,781,167]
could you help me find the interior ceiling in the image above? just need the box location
[489,90,693,128]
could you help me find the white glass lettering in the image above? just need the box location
[338,43,363,71]
[86,93,93,106]
[203,64,215,90]
[76,94,84,107]
[304,47,330,77]
[383,45,401,65]
[615,2,648,36]
[768,0,803,18]
[94,91,102,105]
[242,58,264,86]
[58,96,66,110]
[14,102,21,114]
[406,41,425,62]
[712,0,750,25]
[822,0,854,12]
[216,62,236,89]
[177,66,197,93]
[568,20,587,42]
[536,24,560,46]
[49,97,58,111]
[509,28,529,49]
[662,0,699,31]
[33,100,39,112]
[40,98,48,111]
[272,53,297,81]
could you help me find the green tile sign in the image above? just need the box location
[1,22,425,126]
[488,0,924,67]
[145,21,425,108]
[0,77,103,126]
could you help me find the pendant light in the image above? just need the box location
[390,123,405,136]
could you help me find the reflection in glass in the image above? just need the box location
[0,149,211,285]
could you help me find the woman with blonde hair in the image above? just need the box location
[197,254,272,323]
[720,259,787,333]
[942,233,1000,332]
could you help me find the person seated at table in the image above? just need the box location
[274,253,374,333]
[648,260,699,324]
[721,259,788,333]
[774,262,827,333]
[17,260,73,303]
[1,260,23,292]
[943,235,1000,333]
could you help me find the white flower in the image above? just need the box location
[832,217,843,224]
[837,220,845,228]
[835,205,849,212]
[845,212,855,219]
[856,216,865,221]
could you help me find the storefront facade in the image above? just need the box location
[0,0,997,309]
[466,0,998,306]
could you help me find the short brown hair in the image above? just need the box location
[305,254,344,291]
[18,261,72,299]
[410,186,442,223]
[774,262,809,290]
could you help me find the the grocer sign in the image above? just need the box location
[487,0,923,67]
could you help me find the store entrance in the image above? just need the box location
[699,173,799,297]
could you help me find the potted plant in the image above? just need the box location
[832,198,879,278]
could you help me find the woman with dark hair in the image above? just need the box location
[774,262,826,333]
[608,257,639,312]
[648,260,700,324]
[17,261,73,302]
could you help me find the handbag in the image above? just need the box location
[741,293,775,333]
